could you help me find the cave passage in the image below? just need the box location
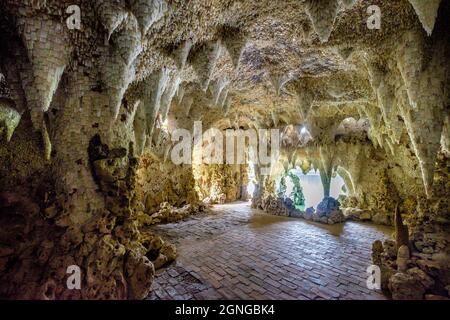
[148,202,392,300]
[277,169,346,209]
[0,0,449,301]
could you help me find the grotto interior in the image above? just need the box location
[0,0,449,301]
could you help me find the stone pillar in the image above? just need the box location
[320,168,331,198]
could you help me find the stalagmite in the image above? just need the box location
[304,0,339,43]
[408,0,442,36]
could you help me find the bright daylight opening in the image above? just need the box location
[247,160,256,199]
[277,168,346,209]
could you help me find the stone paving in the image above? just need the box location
[146,202,393,300]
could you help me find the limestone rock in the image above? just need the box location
[389,268,434,300]
[397,245,410,272]
[408,0,442,36]
[314,197,345,224]
[304,0,339,43]
[0,101,21,142]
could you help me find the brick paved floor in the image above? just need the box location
[146,202,393,300]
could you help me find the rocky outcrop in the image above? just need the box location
[0,0,449,301]
[256,195,346,225]
[313,197,346,224]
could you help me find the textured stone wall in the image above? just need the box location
[135,153,199,214]
[0,0,449,300]
[193,164,249,204]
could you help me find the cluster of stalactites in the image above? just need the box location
[1,1,169,160]
[363,27,448,198]
[132,28,248,156]
[302,0,442,43]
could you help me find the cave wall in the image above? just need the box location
[136,154,198,214]
[0,0,449,300]
[193,164,249,204]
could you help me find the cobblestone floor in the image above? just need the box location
[146,202,393,300]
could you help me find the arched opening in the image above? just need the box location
[277,167,347,209]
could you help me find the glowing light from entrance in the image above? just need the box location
[247,181,256,199]
[247,160,257,199]
[161,119,169,131]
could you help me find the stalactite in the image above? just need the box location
[160,74,181,122]
[130,0,168,36]
[269,73,291,96]
[142,68,170,136]
[212,78,230,107]
[408,0,442,36]
[296,84,314,120]
[190,40,223,91]
[395,31,447,198]
[337,167,355,195]
[133,101,147,156]
[173,39,193,70]
[183,95,194,116]
[304,0,339,43]
[442,113,450,155]
[221,27,247,69]
[340,0,356,9]
[17,17,68,129]
[41,121,51,161]
[396,31,424,111]
[102,14,142,120]
[95,1,128,41]
[0,99,21,142]
[223,96,232,116]
[271,111,279,127]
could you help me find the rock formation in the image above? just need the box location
[0,0,449,300]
